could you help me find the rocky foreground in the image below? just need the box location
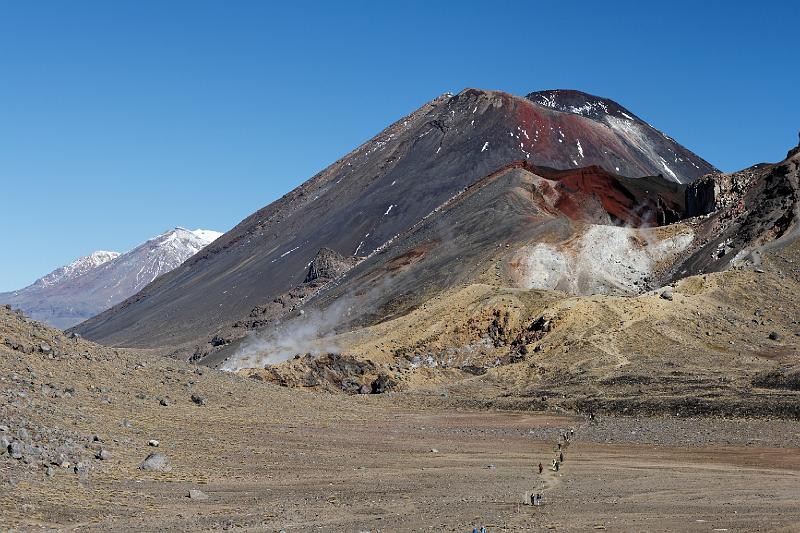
[2,304,800,531]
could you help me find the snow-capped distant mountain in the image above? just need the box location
[0,228,222,329]
[34,250,121,289]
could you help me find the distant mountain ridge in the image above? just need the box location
[33,250,121,289]
[0,228,221,328]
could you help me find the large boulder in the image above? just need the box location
[139,452,171,472]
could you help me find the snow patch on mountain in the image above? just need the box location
[191,229,223,243]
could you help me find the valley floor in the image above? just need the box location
[3,365,799,532]
[2,263,800,531]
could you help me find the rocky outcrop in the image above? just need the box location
[685,170,758,217]
[304,248,359,283]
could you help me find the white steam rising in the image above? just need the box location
[221,297,356,371]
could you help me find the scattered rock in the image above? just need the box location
[139,452,172,472]
[96,449,111,460]
[39,342,52,354]
[148,440,160,447]
[191,394,207,406]
[370,374,396,394]
[8,441,23,459]
[188,489,209,501]
[159,398,171,407]
[660,287,674,301]
[340,378,361,394]
[769,331,782,341]
[73,462,89,479]
[209,335,227,347]
[430,448,439,453]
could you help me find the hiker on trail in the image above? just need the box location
[557,442,562,450]
[538,462,543,474]
[555,460,560,472]
[481,527,487,533]
[559,451,564,463]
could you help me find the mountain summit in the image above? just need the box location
[0,228,221,328]
[525,89,714,182]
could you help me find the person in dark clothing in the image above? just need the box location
[559,451,564,463]
[538,462,543,474]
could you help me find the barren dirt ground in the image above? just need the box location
[3,258,800,532]
[3,360,800,533]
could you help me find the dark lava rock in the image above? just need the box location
[190,394,207,406]
[769,331,782,341]
[8,441,23,459]
[371,373,396,394]
[209,335,228,347]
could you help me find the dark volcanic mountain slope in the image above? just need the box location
[75,88,714,349]
[210,162,688,369]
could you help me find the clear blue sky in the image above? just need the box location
[1,0,798,291]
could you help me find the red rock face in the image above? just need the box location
[533,166,685,227]
[487,90,713,184]
[461,159,686,227]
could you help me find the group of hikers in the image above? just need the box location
[471,427,577,531]
[546,429,573,474]
[530,428,575,506]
